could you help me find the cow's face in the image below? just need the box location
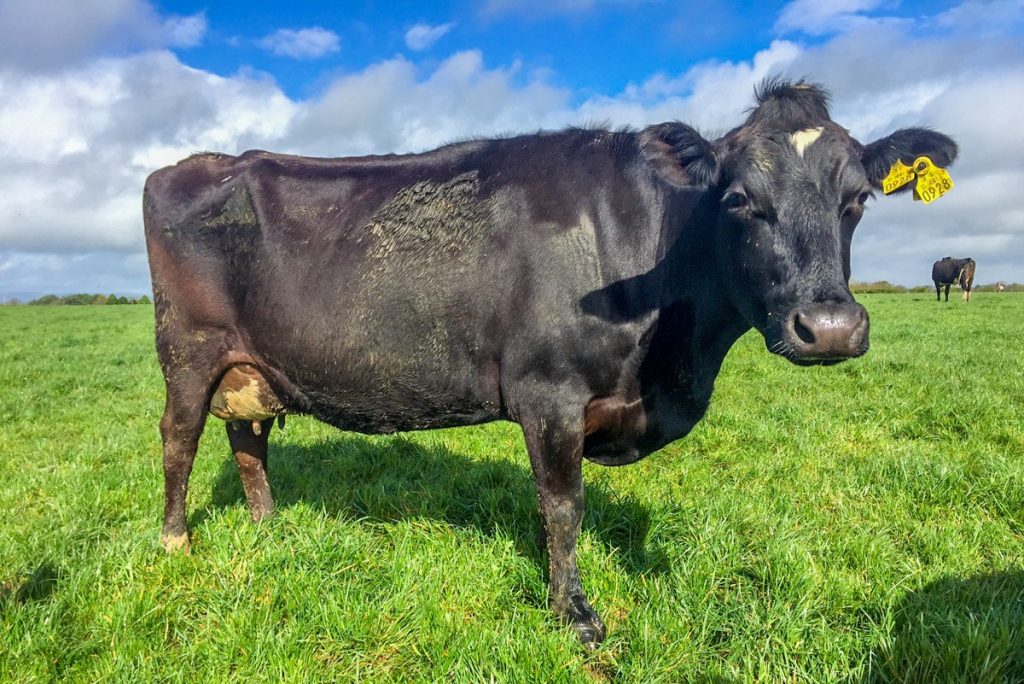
[641,81,957,364]
[712,124,872,364]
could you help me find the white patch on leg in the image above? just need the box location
[790,127,824,157]
[161,532,191,554]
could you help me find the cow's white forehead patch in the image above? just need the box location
[790,127,824,157]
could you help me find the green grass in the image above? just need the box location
[1,294,1022,682]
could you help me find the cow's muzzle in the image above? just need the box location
[776,302,869,364]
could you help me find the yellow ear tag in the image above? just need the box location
[882,159,916,194]
[911,156,954,205]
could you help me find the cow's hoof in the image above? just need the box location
[566,594,606,649]
[249,503,274,523]
[161,532,191,555]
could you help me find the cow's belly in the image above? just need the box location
[303,392,502,435]
[246,314,503,434]
[292,358,503,434]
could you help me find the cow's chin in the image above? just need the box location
[762,333,868,366]
[788,355,848,367]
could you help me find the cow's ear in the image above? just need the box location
[640,122,719,188]
[861,128,958,191]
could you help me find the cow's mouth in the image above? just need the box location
[765,302,870,364]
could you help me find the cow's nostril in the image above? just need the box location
[793,313,816,344]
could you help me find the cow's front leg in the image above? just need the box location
[521,410,605,648]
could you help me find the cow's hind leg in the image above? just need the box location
[159,378,209,554]
[226,419,275,521]
[520,402,605,648]
[944,283,951,302]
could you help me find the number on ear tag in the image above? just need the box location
[912,156,954,205]
[882,159,916,195]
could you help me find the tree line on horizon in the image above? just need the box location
[2,293,153,306]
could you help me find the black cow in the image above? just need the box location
[932,256,976,302]
[144,79,957,647]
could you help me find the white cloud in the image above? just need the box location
[0,251,152,297]
[933,0,1024,33]
[286,50,568,157]
[164,12,208,48]
[775,0,891,35]
[405,22,455,50]
[573,40,802,134]
[259,27,340,59]
[0,0,206,70]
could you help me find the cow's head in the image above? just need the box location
[641,79,957,364]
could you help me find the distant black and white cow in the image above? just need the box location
[932,256,976,302]
[144,78,957,646]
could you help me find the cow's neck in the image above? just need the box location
[580,186,751,465]
[645,189,750,439]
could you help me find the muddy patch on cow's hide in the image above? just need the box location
[359,171,489,260]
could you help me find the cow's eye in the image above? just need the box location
[722,192,747,210]
[842,191,874,218]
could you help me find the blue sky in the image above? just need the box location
[0,0,1022,296]
[160,0,800,100]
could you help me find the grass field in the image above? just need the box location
[1,294,1022,682]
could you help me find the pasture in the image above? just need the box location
[1,294,1022,682]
